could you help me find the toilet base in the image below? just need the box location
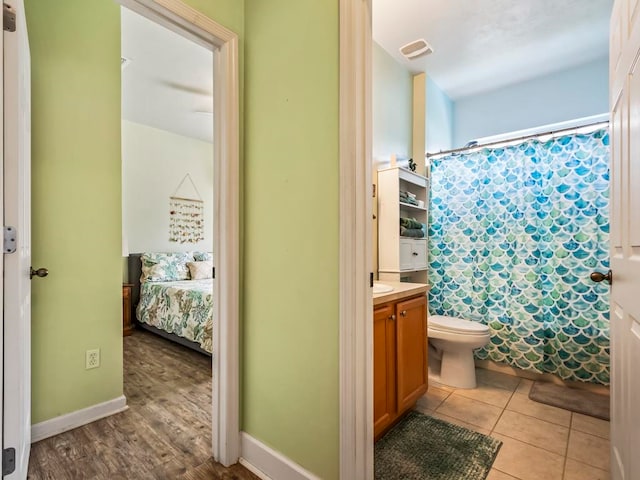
[428,320,490,390]
[439,348,477,389]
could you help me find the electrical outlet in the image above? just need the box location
[86,349,100,369]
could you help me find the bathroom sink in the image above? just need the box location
[373,283,394,294]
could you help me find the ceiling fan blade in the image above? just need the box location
[158,80,212,97]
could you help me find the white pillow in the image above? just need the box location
[187,261,213,280]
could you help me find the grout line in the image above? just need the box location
[448,389,514,410]
[490,429,569,458]
[430,411,491,433]
[502,406,572,428]
[490,387,567,455]
[487,380,574,461]
[489,384,518,436]
[492,467,524,480]
[563,429,612,471]
[502,393,575,428]
[569,415,611,439]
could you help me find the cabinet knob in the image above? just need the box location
[388,314,396,321]
[412,252,418,256]
[401,310,407,317]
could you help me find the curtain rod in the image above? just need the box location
[426,120,610,159]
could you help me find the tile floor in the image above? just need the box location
[415,368,610,480]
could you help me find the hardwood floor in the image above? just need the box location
[28,330,259,480]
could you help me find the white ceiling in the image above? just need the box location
[373,0,612,99]
[121,7,214,143]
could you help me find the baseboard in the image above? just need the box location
[31,395,128,443]
[239,432,321,480]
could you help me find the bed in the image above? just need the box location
[128,252,213,355]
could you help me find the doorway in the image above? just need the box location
[120,2,217,472]
[118,0,240,466]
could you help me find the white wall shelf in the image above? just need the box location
[399,202,427,212]
[377,167,429,284]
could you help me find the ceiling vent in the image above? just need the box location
[399,39,433,60]
[121,56,132,71]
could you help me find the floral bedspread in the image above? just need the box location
[137,279,213,353]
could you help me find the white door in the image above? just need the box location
[3,0,33,478]
[609,1,640,479]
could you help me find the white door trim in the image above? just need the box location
[0,0,4,467]
[117,0,240,466]
[339,0,373,478]
[3,0,32,476]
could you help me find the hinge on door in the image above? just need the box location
[212,267,215,279]
[370,272,374,288]
[2,448,16,476]
[3,3,16,32]
[3,226,17,254]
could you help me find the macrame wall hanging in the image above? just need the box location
[169,173,204,244]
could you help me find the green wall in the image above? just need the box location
[243,2,340,478]
[26,0,123,424]
[26,0,340,477]
[25,0,245,425]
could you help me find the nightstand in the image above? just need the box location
[122,283,134,336]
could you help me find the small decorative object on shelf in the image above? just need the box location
[408,158,416,172]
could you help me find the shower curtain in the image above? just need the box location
[428,129,610,385]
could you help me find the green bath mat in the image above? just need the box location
[375,411,502,480]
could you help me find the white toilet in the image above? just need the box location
[428,315,491,389]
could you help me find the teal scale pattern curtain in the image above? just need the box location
[428,129,610,385]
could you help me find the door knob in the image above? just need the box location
[590,270,612,285]
[30,267,48,279]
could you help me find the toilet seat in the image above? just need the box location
[429,315,489,336]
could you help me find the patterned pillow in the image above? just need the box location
[187,261,213,280]
[140,252,194,283]
[193,251,213,262]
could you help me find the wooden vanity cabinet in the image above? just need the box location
[396,295,428,412]
[374,294,428,439]
[374,304,396,437]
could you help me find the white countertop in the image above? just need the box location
[373,281,430,306]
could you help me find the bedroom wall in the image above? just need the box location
[453,57,609,147]
[122,120,214,254]
[243,1,340,478]
[24,0,244,425]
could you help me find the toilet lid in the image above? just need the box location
[429,315,489,335]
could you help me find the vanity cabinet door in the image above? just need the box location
[395,295,428,413]
[373,304,396,438]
